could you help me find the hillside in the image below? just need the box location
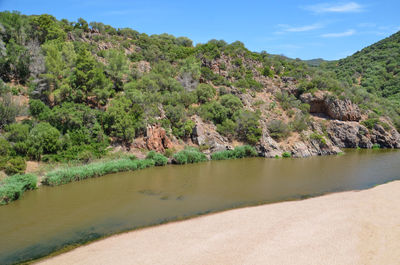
[332,31,400,100]
[0,11,399,177]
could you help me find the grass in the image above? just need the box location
[146,151,168,166]
[43,158,155,186]
[211,145,258,160]
[0,174,37,205]
[172,147,207,164]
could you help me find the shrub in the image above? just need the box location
[0,174,37,205]
[146,151,168,166]
[4,157,26,175]
[309,132,327,145]
[196,83,216,103]
[282,152,291,158]
[267,120,290,140]
[172,147,207,164]
[361,118,379,130]
[211,145,257,160]
[235,110,262,144]
[43,158,155,186]
[372,143,380,149]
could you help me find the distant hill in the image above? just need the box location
[332,31,400,100]
[304,58,328,67]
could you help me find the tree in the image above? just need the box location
[70,48,112,105]
[27,122,60,160]
[104,49,129,91]
[105,97,143,145]
[30,14,66,43]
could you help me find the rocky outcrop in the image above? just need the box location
[326,120,400,148]
[300,91,361,121]
[191,115,232,152]
[144,124,173,153]
[327,121,372,148]
[370,123,400,148]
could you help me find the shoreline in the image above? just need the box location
[38,180,400,265]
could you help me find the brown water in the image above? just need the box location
[0,149,400,264]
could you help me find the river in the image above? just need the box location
[0,149,399,264]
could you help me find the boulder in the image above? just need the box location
[191,116,231,152]
[145,124,173,153]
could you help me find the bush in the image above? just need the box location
[146,151,168,166]
[309,132,327,145]
[196,83,216,103]
[211,145,257,160]
[4,157,26,175]
[0,174,37,205]
[267,120,290,140]
[235,110,262,144]
[361,118,379,130]
[282,152,291,158]
[172,147,207,164]
[372,143,380,149]
[43,158,155,186]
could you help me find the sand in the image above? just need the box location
[38,181,400,265]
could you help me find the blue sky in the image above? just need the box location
[1,0,399,60]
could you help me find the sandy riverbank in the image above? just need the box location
[38,180,400,265]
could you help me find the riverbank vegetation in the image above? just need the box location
[211,145,257,160]
[0,173,37,204]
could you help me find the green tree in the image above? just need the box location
[27,122,60,160]
[70,48,112,105]
[105,49,129,91]
[105,97,143,145]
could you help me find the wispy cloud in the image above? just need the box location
[321,29,356,37]
[276,23,323,34]
[305,2,364,13]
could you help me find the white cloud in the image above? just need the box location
[276,23,323,34]
[305,2,364,13]
[321,29,356,37]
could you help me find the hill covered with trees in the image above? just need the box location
[0,11,399,177]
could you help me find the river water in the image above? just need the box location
[0,149,399,264]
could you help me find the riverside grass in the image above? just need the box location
[0,174,37,205]
[172,147,207,164]
[43,158,155,186]
[211,145,258,160]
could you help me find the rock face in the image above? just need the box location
[191,115,231,152]
[300,91,361,121]
[145,124,173,153]
[327,121,372,148]
[371,124,400,148]
[326,120,400,148]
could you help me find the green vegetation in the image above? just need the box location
[172,147,207,164]
[0,174,37,204]
[211,145,258,160]
[43,158,155,186]
[0,10,399,184]
[146,151,168,166]
[309,132,327,145]
[282,152,291,158]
